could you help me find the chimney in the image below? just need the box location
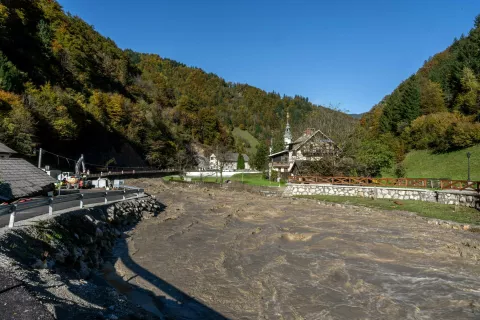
[305,128,315,136]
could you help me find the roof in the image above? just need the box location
[0,142,17,154]
[0,158,56,200]
[291,130,335,151]
[269,150,289,157]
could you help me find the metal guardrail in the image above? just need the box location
[87,169,177,178]
[0,187,145,228]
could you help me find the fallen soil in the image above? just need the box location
[117,179,480,319]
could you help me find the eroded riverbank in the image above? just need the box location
[115,181,480,319]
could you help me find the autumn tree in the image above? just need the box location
[455,67,480,115]
[419,78,446,114]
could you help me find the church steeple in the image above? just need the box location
[284,112,292,148]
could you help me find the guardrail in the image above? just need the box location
[88,169,177,178]
[0,187,145,228]
[289,176,480,192]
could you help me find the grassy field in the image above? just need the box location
[300,195,480,225]
[382,144,480,180]
[232,127,259,155]
[165,173,286,187]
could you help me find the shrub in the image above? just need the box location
[394,163,406,178]
[407,112,480,152]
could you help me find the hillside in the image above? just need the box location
[382,144,480,181]
[0,0,356,170]
[359,15,480,175]
[232,127,259,155]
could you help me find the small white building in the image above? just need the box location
[209,152,250,171]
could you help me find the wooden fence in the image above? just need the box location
[288,176,480,192]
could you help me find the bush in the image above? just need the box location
[407,112,480,152]
[270,170,278,181]
[445,121,480,150]
[356,140,395,177]
[394,163,406,178]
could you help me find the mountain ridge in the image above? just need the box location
[0,0,356,170]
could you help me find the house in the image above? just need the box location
[269,114,339,179]
[0,142,16,159]
[0,142,56,201]
[209,152,250,171]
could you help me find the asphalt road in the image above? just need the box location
[0,189,138,228]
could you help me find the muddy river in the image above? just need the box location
[112,182,480,319]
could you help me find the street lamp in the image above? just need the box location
[467,152,472,181]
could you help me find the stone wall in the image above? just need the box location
[284,184,480,208]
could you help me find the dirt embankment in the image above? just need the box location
[0,197,164,320]
[116,179,480,319]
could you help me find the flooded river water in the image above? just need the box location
[112,184,480,319]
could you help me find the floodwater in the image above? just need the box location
[113,183,480,319]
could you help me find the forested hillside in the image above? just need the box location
[0,0,355,170]
[359,15,480,175]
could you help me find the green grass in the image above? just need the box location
[232,127,259,155]
[382,144,480,180]
[164,173,286,187]
[299,195,480,225]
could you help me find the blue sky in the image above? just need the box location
[58,0,480,114]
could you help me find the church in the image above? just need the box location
[269,114,339,179]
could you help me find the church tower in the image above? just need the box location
[284,112,292,149]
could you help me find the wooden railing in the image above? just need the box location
[439,180,480,192]
[289,176,480,192]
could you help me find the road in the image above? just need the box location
[0,189,138,228]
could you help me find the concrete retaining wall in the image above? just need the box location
[284,184,480,208]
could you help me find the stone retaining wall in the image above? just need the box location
[284,184,480,208]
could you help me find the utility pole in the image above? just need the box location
[37,148,43,168]
[467,152,472,181]
[215,145,219,183]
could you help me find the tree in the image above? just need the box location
[250,142,269,172]
[475,14,480,29]
[455,67,479,115]
[0,90,34,154]
[0,52,25,92]
[379,76,421,135]
[356,140,394,177]
[213,142,229,183]
[420,78,446,114]
[237,153,245,170]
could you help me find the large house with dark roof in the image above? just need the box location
[269,114,339,179]
[0,142,56,201]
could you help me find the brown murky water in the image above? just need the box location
[114,184,480,319]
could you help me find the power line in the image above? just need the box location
[39,149,155,170]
